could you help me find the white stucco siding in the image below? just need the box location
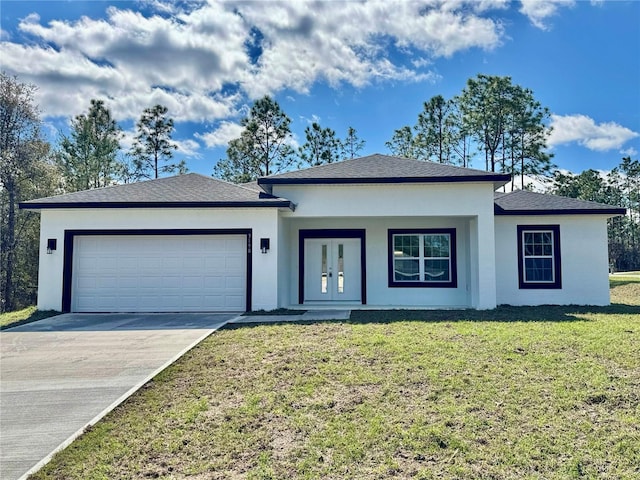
[494,215,611,306]
[277,215,291,308]
[37,208,280,312]
[276,182,498,309]
[281,217,475,308]
[274,183,497,218]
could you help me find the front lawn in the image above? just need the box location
[0,306,59,330]
[31,281,639,479]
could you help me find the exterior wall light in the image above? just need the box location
[47,238,57,254]
[260,238,270,254]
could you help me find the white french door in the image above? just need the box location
[304,238,361,302]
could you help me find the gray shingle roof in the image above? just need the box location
[258,154,510,187]
[494,190,626,215]
[20,173,293,210]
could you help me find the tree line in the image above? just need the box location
[385,74,553,189]
[213,96,366,183]
[57,101,184,188]
[552,158,640,271]
[214,74,553,189]
[1,72,638,312]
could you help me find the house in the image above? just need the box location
[20,154,626,313]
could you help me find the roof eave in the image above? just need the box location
[18,201,295,211]
[258,174,511,187]
[494,206,627,216]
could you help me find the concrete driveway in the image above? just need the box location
[0,313,235,480]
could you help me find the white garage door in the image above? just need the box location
[72,235,247,312]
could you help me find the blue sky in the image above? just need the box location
[1,0,638,177]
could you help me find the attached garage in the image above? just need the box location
[64,231,250,313]
[19,174,291,313]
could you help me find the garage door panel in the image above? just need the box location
[95,257,118,271]
[116,277,138,289]
[225,276,244,289]
[224,295,244,309]
[225,256,244,269]
[205,237,226,249]
[72,235,247,312]
[204,276,224,288]
[162,276,181,288]
[117,258,140,272]
[205,257,225,269]
[139,257,160,269]
[97,276,118,289]
[182,277,203,289]
[183,257,203,269]
[162,257,181,269]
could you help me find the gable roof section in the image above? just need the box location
[257,154,510,189]
[19,173,293,210]
[494,190,626,216]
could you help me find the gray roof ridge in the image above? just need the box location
[261,155,366,178]
[494,188,626,215]
[21,173,210,203]
[202,174,261,192]
[234,180,271,195]
[399,155,508,176]
[261,153,510,182]
[260,153,416,179]
[189,174,289,199]
[19,177,148,203]
[506,188,622,208]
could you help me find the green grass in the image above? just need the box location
[30,281,640,480]
[0,306,59,329]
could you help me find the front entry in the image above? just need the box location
[304,238,361,302]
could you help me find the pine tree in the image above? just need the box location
[213,96,294,182]
[56,99,122,191]
[130,104,178,179]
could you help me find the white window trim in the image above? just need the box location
[517,224,562,290]
[522,230,556,284]
[388,229,457,288]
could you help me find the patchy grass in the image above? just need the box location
[31,281,639,480]
[610,274,640,292]
[0,306,59,330]
[610,276,640,301]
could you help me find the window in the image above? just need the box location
[517,225,562,289]
[388,229,457,288]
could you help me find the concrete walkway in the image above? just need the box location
[231,309,351,323]
[0,313,234,480]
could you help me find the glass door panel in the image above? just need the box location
[304,238,361,302]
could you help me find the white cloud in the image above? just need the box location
[174,138,201,158]
[195,121,244,148]
[235,1,499,97]
[548,114,639,151]
[411,57,433,68]
[620,147,638,157]
[2,0,510,123]
[299,114,321,126]
[519,0,574,29]
[501,173,555,193]
[119,128,137,152]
